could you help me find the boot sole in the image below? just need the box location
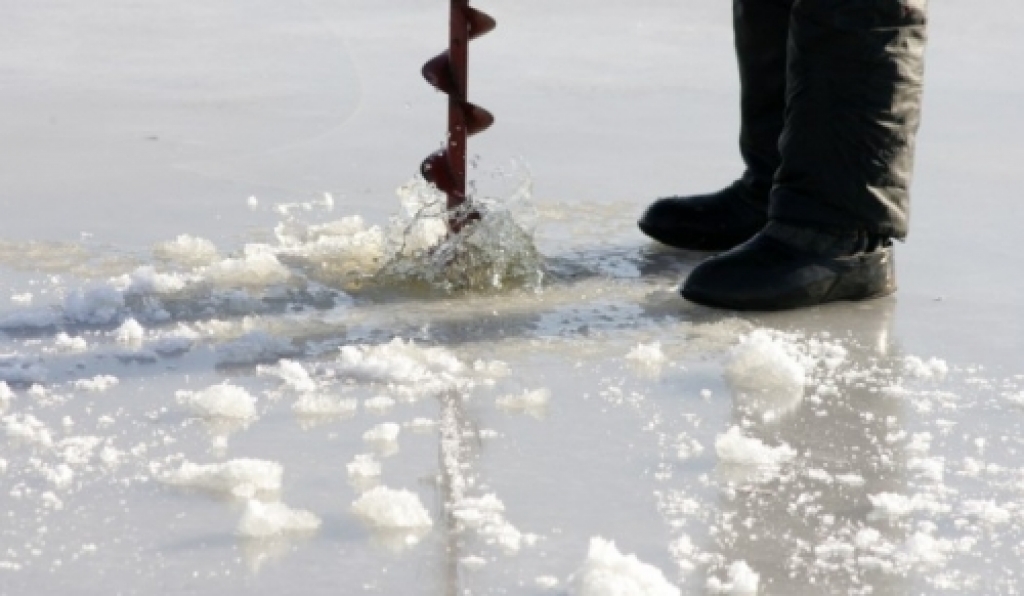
[638,220,753,252]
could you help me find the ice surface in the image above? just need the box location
[568,537,680,596]
[1,0,1023,593]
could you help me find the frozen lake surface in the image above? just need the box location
[2,1,1024,594]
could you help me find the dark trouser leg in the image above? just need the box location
[770,0,928,239]
[733,0,794,211]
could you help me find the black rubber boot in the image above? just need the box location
[638,0,792,251]
[638,182,768,251]
[680,222,896,311]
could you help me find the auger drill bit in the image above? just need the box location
[421,0,495,234]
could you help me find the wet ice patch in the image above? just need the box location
[160,459,283,498]
[216,331,299,366]
[177,383,257,419]
[568,537,679,596]
[351,486,432,529]
[0,355,47,385]
[237,500,321,538]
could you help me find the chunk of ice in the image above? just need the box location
[351,486,432,529]
[568,537,679,596]
[237,500,321,538]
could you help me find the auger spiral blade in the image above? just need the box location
[420,0,495,234]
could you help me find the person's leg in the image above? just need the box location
[681,0,928,310]
[770,0,928,238]
[637,0,793,251]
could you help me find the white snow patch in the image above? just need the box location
[161,459,283,498]
[706,561,760,595]
[904,356,949,380]
[626,342,667,370]
[114,316,148,344]
[868,492,950,518]
[203,249,291,287]
[74,375,119,393]
[3,413,53,447]
[261,359,316,392]
[177,383,256,419]
[496,388,550,417]
[346,454,381,481]
[725,330,807,416]
[351,486,432,529]
[337,339,466,398]
[363,422,401,443]
[237,499,321,538]
[64,284,125,325]
[364,395,396,413]
[154,234,220,266]
[568,537,679,596]
[54,333,88,353]
[292,395,358,417]
[124,266,190,294]
[715,426,795,468]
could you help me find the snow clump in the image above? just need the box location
[74,375,119,392]
[63,283,125,325]
[363,422,401,443]
[351,486,432,529]
[160,459,283,498]
[626,342,667,371]
[154,234,220,266]
[237,500,321,538]
[292,395,358,417]
[496,388,550,417]
[715,426,795,467]
[337,339,466,398]
[725,330,806,415]
[114,318,145,345]
[904,356,949,380]
[262,359,316,392]
[177,383,257,419]
[706,561,760,595]
[568,537,680,596]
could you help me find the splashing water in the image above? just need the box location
[278,160,544,295]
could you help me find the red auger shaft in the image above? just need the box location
[421,0,495,234]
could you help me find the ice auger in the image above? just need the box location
[420,0,495,234]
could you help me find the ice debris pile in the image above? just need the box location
[569,537,680,596]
